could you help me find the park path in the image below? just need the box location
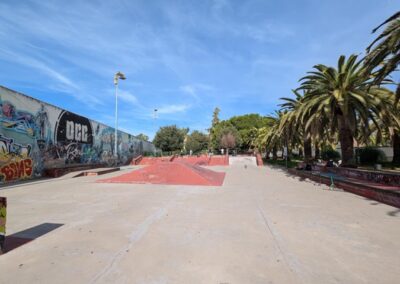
[0,164,399,283]
[229,156,257,167]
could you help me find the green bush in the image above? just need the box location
[357,147,386,165]
[321,148,341,161]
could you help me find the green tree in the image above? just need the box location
[279,91,307,160]
[366,11,400,165]
[153,125,186,152]
[185,131,209,154]
[227,114,271,151]
[211,122,241,151]
[263,111,285,160]
[366,11,400,85]
[209,107,221,151]
[136,133,149,142]
[212,107,220,126]
[299,55,393,166]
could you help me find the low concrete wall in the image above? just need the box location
[329,167,400,186]
[288,169,400,208]
[0,85,156,183]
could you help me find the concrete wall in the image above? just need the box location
[0,85,155,183]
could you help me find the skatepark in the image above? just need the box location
[0,156,399,283]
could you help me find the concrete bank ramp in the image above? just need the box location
[229,156,257,167]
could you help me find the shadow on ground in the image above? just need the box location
[3,223,63,254]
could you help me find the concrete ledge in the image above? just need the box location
[330,167,400,186]
[44,164,104,178]
[78,167,120,177]
[288,169,400,209]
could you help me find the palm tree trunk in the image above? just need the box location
[298,147,303,158]
[392,131,400,165]
[304,136,312,162]
[338,116,355,166]
[314,144,320,159]
[392,83,400,164]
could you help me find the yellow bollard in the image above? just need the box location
[0,197,6,254]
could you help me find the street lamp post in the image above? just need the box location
[114,71,126,159]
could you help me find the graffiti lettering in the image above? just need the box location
[56,111,93,145]
[65,120,88,142]
[0,159,33,182]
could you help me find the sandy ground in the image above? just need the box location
[0,159,399,284]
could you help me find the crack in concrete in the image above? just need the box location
[256,203,303,283]
[90,199,175,283]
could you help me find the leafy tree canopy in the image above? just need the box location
[211,122,242,150]
[226,114,273,151]
[136,133,149,142]
[185,130,209,154]
[153,125,187,152]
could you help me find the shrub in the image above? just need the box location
[357,147,386,165]
[321,148,341,161]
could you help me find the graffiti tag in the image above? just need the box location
[0,159,33,182]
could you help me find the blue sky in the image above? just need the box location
[0,0,399,139]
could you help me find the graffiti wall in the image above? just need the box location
[0,85,155,183]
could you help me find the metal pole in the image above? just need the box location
[114,82,118,158]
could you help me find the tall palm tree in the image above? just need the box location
[263,111,286,160]
[366,12,400,164]
[372,93,400,165]
[299,55,393,166]
[279,91,312,161]
[365,11,400,84]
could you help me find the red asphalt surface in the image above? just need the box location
[136,155,229,166]
[98,162,226,186]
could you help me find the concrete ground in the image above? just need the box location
[0,159,399,284]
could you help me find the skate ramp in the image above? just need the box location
[97,162,225,186]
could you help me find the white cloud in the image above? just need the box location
[179,83,215,103]
[157,104,190,114]
[180,85,196,96]
[118,90,140,106]
[0,47,78,90]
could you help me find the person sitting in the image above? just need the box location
[326,159,334,167]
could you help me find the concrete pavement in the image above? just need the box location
[0,164,399,283]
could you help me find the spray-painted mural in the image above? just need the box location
[0,86,155,183]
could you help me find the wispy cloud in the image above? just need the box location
[0,47,78,90]
[179,83,215,103]
[118,90,141,107]
[157,104,190,114]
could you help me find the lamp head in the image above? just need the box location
[114,71,126,85]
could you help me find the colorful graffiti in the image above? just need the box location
[0,86,156,183]
[0,158,33,182]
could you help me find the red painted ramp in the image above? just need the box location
[173,156,210,165]
[98,162,225,186]
[137,156,173,165]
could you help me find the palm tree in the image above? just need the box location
[372,93,400,165]
[365,11,400,84]
[366,12,400,164]
[299,55,393,166]
[279,91,312,161]
[263,111,286,160]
